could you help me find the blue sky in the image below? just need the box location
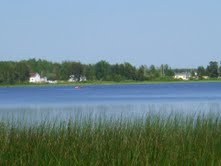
[0,0,221,68]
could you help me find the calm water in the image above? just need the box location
[0,83,221,123]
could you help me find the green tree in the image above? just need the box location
[147,65,160,79]
[197,66,206,79]
[52,63,61,80]
[161,64,174,77]
[123,62,136,80]
[84,64,96,81]
[95,61,111,80]
[136,65,146,81]
[70,62,84,81]
[206,61,218,78]
[60,62,72,80]
[15,62,30,83]
[60,61,84,81]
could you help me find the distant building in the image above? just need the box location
[47,80,58,84]
[174,72,191,80]
[29,73,41,83]
[40,77,47,83]
[79,76,87,82]
[68,75,87,82]
[68,75,77,82]
[202,76,209,79]
[29,73,47,83]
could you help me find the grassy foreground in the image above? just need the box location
[0,114,221,165]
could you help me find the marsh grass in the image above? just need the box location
[0,113,220,165]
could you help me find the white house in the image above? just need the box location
[29,73,47,83]
[68,75,87,82]
[174,72,191,80]
[29,73,41,83]
[79,76,87,82]
[68,75,77,82]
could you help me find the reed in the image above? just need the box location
[0,113,220,165]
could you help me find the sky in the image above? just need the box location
[0,0,221,68]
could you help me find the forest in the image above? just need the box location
[0,59,219,84]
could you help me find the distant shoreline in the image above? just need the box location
[0,79,221,87]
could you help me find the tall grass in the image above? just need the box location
[0,113,220,165]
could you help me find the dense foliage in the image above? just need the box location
[0,59,220,84]
[0,59,175,84]
[0,113,220,165]
[196,61,221,79]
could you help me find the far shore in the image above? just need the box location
[0,79,221,88]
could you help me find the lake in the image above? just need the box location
[0,82,221,124]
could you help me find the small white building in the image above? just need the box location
[68,75,87,82]
[80,76,87,82]
[29,73,41,83]
[47,80,58,84]
[68,75,77,82]
[174,73,191,80]
[29,73,47,83]
[40,77,47,83]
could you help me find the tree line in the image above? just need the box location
[196,61,221,79]
[0,59,220,84]
[0,59,175,84]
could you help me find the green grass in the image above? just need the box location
[0,113,220,165]
[1,79,221,88]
